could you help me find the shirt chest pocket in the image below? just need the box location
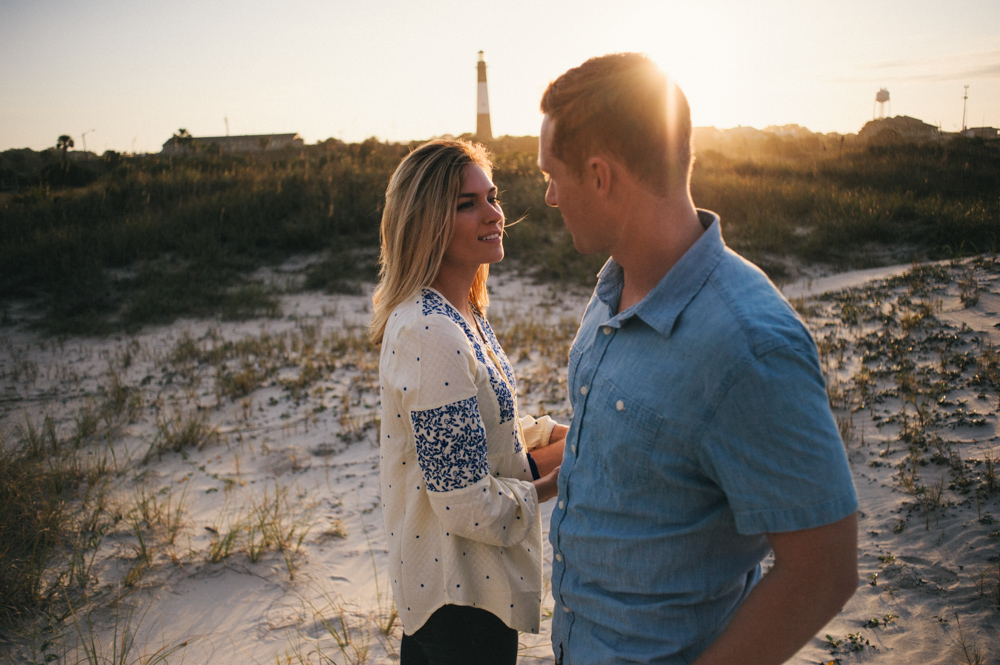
[584,377,664,486]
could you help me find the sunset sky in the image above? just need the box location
[2,0,998,154]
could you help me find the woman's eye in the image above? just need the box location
[489,196,502,206]
[457,201,473,211]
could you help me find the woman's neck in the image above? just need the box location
[430,266,476,320]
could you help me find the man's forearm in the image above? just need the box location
[692,513,859,665]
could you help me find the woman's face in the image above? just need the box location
[438,164,505,275]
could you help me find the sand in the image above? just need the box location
[1,258,997,664]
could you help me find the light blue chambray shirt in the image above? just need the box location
[549,210,857,665]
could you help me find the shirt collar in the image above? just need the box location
[595,209,724,338]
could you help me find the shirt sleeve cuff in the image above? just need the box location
[519,414,557,451]
[733,490,859,535]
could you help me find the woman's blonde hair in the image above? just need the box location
[370,139,493,345]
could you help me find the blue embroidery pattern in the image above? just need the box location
[478,316,517,392]
[420,290,515,423]
[411,396,490,492]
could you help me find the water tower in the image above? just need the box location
[476,51,492,141]
[874,88,890,120]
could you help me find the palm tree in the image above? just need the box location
[56,135,74,162]
[172,128,194,151]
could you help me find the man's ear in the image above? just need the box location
[586,157,612,198]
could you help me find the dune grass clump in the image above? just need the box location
[144,409,219,462]
[0,423,76,626]
[0,410,124,631]
[202,481,313,579]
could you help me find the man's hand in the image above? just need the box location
[692,512,859,665]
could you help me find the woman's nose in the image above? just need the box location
[486,202,503,222]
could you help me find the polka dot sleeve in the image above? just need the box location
[390,314,539,547]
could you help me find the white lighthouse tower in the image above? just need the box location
[476,51,492,141]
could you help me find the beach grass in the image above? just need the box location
[2,136,997,334]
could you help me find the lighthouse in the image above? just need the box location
[476,51,492,141]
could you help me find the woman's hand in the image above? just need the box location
[532,465,561,503]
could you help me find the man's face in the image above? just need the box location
[538,115,606,255]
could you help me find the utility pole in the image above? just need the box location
[82,129,95,158]
[962,85,969,133]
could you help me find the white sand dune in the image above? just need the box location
[1,260,997,664]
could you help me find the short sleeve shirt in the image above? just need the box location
[549,211,858,664]
[379,288,545,635]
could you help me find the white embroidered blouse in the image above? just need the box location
[378,287,555,635]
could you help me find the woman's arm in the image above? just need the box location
[549,424,569,444]
[530,437,565,478]
[395,316,542,547]
[532,465,561,502]
[528,422,567,478]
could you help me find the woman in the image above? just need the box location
[370,139,566,665]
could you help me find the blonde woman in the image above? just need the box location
[371,139,565,665]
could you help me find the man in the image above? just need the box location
[538,53,858,665]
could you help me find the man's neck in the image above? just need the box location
[611,190,703,314]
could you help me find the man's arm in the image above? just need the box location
[692,512,859,665]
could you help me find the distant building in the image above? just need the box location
[963,126,999,140]
[161,133,305,154]
[858,116,939,142]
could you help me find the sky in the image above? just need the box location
[2,0,999,154]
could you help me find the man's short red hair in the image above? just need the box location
[540,53,692,192]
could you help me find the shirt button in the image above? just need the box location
[616,400,625,411]
[563,605,571,613]
[555,553,563,562]
[571,445,576,455]
[603,326,611,335]
[558,500,564,510]
[580,385,589,396]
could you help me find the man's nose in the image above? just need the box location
[544,182,558,207]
